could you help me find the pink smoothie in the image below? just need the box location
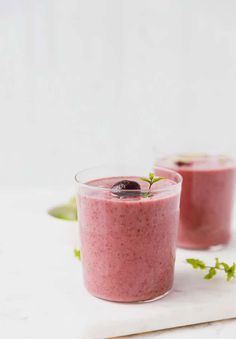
[77,173,181,302]
[156,155,236,249]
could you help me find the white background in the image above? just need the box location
[1,0,236,189]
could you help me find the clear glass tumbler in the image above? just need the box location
[75,165,182,302]
[155,154,236,250]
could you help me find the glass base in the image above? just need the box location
[178,243,228,251]
[141,288,172,303]
[208,244,227,251]
[90,288,172,304]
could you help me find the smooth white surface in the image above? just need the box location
[1,1,236,188]
[0,190,235,339]
[118,319,236,339]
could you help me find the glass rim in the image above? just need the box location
[74,165,182,194]
[155,153,235,163]
[154,153,236,171]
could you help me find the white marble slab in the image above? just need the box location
[0,190,235,339]
[117,319,236,339]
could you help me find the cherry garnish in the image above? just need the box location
[175,161,192,167]
[111,180,141,198]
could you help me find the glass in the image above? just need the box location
[75,165,182,303]
[155,154,236,250]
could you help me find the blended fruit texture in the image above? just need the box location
[157,155,236,249]
[78,176,180,302]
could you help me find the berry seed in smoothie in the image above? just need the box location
[156,154,236,250]
[75,167,182,303]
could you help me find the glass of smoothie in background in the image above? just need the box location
[75,165,182,303]
[155,154,236,250]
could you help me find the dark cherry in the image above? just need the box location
[111,180,141,198]
[175,161,192,167]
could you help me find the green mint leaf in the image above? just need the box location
[74,249,81,260]
[140,177,151,184]
[187,257,236,282]
[152,177,165,183]
[149,172,154,180]
[140,172,166,198]
[226,263,236,281]
[215,258,220,269]
[68,196,77,207]
[186,258,206,269]
[142,192,153,198]
[204,267,217,280]
[48,205,78,221]
[220,262,230,272]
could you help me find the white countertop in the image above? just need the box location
[0,189,235,339]
[118,319,236,339]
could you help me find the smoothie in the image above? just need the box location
[76,168,182,302]
[156,154,236,249]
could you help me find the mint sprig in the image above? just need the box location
[48,196,78,221]
[74,249,81,260]
[186,258,236,281]
[140,172,165,197]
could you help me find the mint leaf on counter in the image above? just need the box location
[68,196,77,207]
[204,267,217,280]
[186,257,236,281]
[226,263,236,281]
[48,196,78,221]
[186,258,206,269]
[74,249,81,260]
[48,205,77,221]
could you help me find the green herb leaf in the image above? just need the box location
[204,267,217,280]
[68,196,77,207]
[142,192,152,198]
[226,263,236,281]
[152,176,165,183]
[149,172,154,180]
[140,171,165,198]
[74,249,81,260]
[215,258,230,272]
[140,177,151,184]
[186,258,206,269]
[220,262,230,272]
[48,204,78,221]
[186,257,236,282]
[215,258,221,269]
